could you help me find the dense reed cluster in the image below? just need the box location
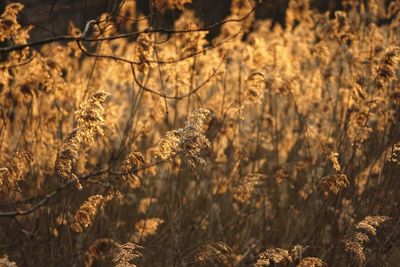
[0,0,399,266]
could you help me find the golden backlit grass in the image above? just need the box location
[0,0,399,266]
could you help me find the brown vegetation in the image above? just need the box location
[0,0,399,266]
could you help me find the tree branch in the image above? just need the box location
[130,57,225,100]
[0,3,255,54]
[0,157,171,217]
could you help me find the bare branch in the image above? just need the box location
[130,58,225,100]
[0,54,37,70]
[0,156,173,217]
[0,4,255,54]
[77,29,240,65]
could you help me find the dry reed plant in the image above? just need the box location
[182,241,233,266]
[0,151,31,192]
[113,242,143,267]
[85,238,119,267]
[0,0,399,266]
[0,3,24,42]
[133,218,164,241]
[71,195,105,233]
[297,257,327,267]
[340,215,392,266]
[0,255,17,267]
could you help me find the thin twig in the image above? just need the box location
[77,30,240,66]
[0,157,171,217]
[130,57,225,100]
[0,5,255,54]
[0,54,37,70]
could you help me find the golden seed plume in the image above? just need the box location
[0,3,24,42]
[55,90,109,187]
[154,108,211,176]
[322,174,349,195]
[341,215,392,265]
[244,72,265,104]
[133,218,164,241]
[254,248,292,266]
[113,242,143,267]
[71,195,105,233]
[0,255,18,267]
[297,257,327,267]
[0,151,31,192]
[183,241,233,267]
[233,173,264,203]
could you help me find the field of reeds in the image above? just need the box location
[0,0,399,266]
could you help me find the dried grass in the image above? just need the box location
[0,1,399,266]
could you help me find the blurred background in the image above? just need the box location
[0,0,347,40]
